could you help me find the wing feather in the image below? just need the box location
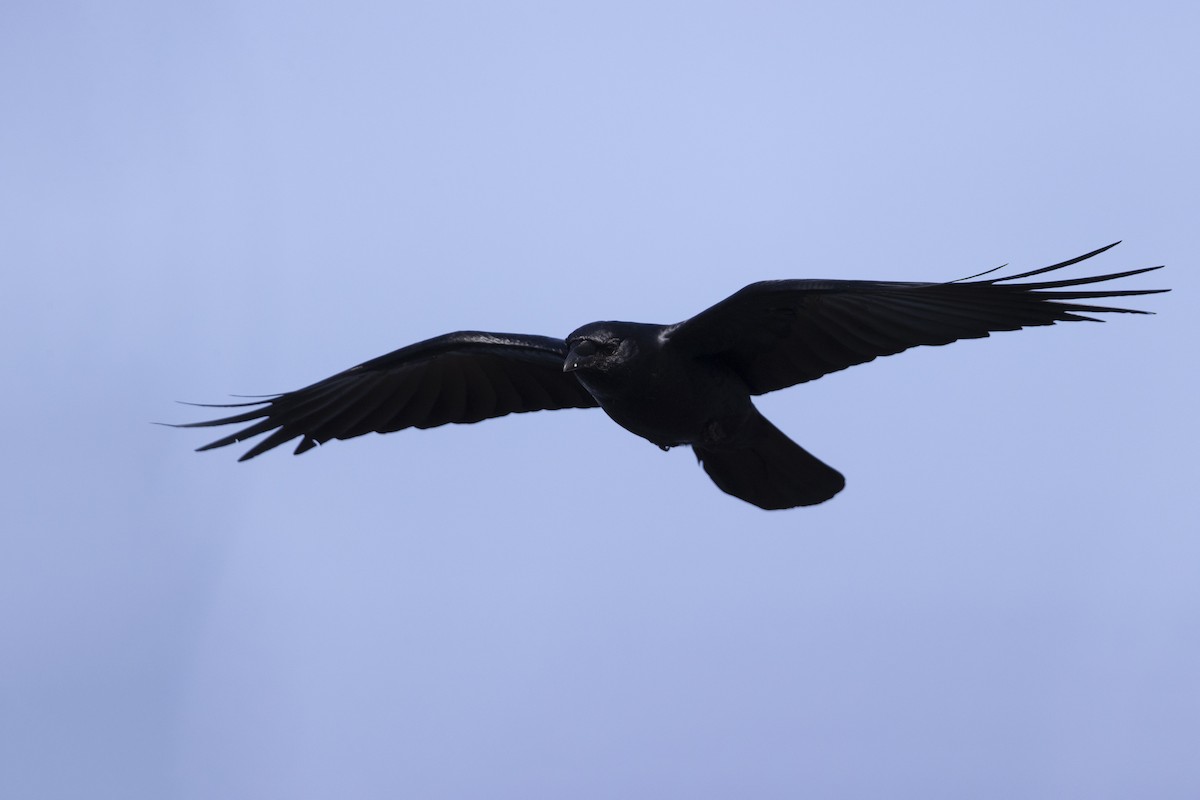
[174,331,599,459]
[668,244,1166,394]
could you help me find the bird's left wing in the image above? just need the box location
[665,243,1166,395]
[173,331,599,460]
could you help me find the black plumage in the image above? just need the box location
[176,243,1165,509]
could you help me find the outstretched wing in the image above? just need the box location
[174,331,599,460]
[666,243,1167,395]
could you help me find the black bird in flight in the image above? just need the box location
[178,243,1164,509]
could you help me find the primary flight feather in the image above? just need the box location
[176,243,1165,509]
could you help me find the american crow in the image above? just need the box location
[177,243,1165,509]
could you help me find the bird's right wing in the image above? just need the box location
[665,243,1166,395]
[173,331,599,460]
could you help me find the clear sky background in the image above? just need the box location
[3,1,1197,798]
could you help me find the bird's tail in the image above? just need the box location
[694,410,845,510]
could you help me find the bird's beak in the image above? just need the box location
[564,339,597,372]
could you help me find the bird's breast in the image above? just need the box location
[576,355,753,449]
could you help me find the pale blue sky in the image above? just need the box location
[3,1,1198,798]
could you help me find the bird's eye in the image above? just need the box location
[604,340,620,353]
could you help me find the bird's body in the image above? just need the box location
[565,321,751,449]
[177,243,1165,509]
[562,320,846,508]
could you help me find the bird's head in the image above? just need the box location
[563,323,640,375]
